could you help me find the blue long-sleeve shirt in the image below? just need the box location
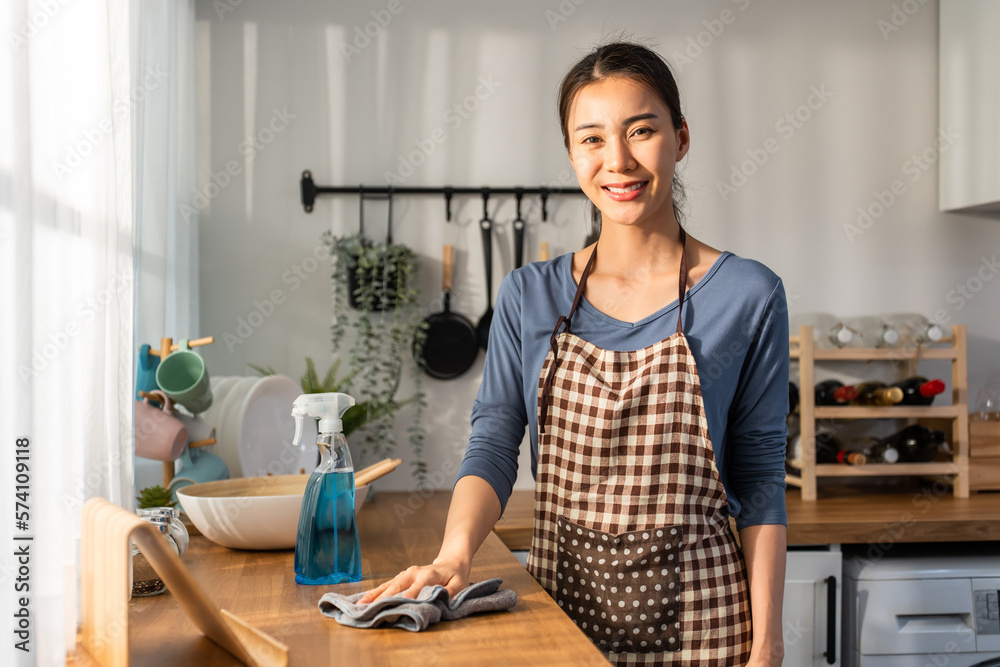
[456,250,789,531]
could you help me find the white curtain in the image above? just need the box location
[133,0,199,493]
[0,0,195,664]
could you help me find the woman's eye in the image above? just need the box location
[581,136,601,145]
[631,127,654,137]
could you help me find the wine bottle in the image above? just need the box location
[851,381,904,406]
[892,376,946,406]
[881,424,946,463]
[815,379,857,405]
[790,313,855,349]
[884,313,944,348]
[844,316,899,348]
[815,433,867,465]
[866,441,901,464]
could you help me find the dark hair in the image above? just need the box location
[558,41,687,241]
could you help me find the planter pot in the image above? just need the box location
[347,255,404,312]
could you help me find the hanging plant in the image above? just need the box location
[322,230,428,484]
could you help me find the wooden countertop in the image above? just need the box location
[494,486,1000,550]
[68,492,610,667]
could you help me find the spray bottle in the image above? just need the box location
[291,392,362,585]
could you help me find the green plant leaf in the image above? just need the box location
[302,357,320,393]
[247,363,276,377]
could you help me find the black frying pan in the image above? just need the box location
[415,245,479,379]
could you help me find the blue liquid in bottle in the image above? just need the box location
[294,432,361,585]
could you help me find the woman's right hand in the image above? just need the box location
[357,557,470,604]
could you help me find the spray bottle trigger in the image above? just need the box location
[291,408,305,451]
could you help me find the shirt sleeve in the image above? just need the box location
[454,272,527,515]
[726,278,789,531]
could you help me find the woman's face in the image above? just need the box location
[567,76,689,231]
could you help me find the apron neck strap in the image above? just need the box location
[539,228,688,434]
[564,243,599,333]
[675,227,687,335]
[568,228,689,335]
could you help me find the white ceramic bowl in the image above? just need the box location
[176,474,369,551]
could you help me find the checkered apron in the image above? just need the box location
[527,231,752,666]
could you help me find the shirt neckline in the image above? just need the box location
[562,250,732,329]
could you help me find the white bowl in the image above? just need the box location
[176,474,370,551]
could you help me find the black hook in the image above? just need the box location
[444,188,453,222]
[540,189,549,221]
[358,184,365,237]
[481,187,490,220]
[386,186,394,245]
[515,188,524,219]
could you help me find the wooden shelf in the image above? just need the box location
[787,324,969,500]
[813,405,960,419]
[812,347,958,361]
[815,462,959,477]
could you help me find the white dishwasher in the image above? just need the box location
[843,546,1000,667]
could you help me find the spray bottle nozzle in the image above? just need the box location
[291,392,356,451]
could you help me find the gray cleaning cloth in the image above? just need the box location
[318,578,517,631]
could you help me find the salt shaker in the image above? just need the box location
[131,512,179,597]
[138,507,189,557]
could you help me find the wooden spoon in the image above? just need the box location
[354,458,403,488]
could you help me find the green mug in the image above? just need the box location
[155,340,213,414]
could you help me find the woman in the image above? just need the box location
[361,42,788,666]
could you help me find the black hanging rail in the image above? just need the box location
[300,170,586,221]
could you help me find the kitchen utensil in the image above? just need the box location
[134,391,188,462]
[513,191,526,269]
[414,245,479,379]
[476,194,494,350]
[155,339,213,414]
[353,457,403,487]
[81,498,289,665]
[135,343,160,399]
[238,374,311,477]
[176,475,370,550]
[539,242,550,261]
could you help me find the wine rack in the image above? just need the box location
[786,325,969,500]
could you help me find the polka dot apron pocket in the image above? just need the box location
[555,516,683,654]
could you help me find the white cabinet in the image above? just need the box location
[784,548,842,667]
[939,0,1000,214]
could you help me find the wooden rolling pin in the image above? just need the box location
[354,458,403,488]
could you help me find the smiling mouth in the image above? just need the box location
[602,182,648,194]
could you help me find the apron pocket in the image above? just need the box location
[554,516,683,654]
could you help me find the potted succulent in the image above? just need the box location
[326,232,417,312]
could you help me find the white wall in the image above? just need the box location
[189,0,1000,492]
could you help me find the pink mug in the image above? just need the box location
[135,390,188,462]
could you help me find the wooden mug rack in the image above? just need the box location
[139,335,215,488]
